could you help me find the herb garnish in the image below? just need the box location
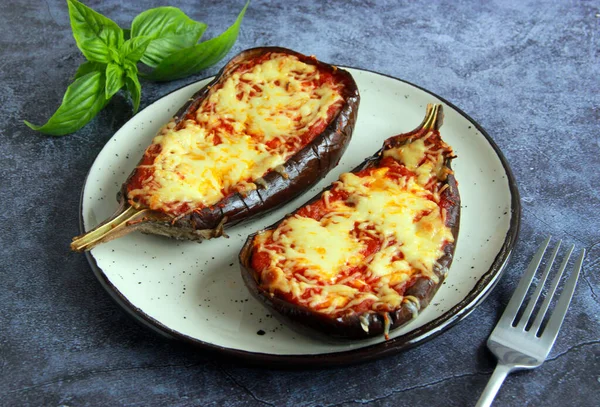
[25,0,249,136]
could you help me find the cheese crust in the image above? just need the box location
[126,53,346,216]
[250,130,456,318]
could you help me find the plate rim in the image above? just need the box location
[80,66,521,367]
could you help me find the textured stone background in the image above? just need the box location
[2,0,599,405]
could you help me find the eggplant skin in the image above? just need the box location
[119,47,360,239]
[239,131,460,340]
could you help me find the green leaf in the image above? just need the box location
[131,7,207,68]
[142,34,206,68]
[120,36,153,63]
[123,28,131,40]
[123,59,138,76]
[67,0,124,63]
[125,71,142,113]
[108,47,122,64]
[105,63,125,99]
[24,71,107,136]
[145,1,248,81]
[74,61,106,80]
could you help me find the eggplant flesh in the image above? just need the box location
[71,47,360,252]
[239,104,460,340]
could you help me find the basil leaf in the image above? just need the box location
[67,0,124,63]
[74,61,106,80]
[123,59,138,76]
[131,7,207,68]
[142,34,206,68]
[123,28,131,40]
[125,72,142,113]
[108,47,122,64]
[105,63,125,99]
[120,36,153,63]
[24,71,107,136]
[145,1,248,81]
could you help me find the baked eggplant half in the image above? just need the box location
[240,104,460,340]
[71,47,360,252]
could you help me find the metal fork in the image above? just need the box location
[475,236,585,407]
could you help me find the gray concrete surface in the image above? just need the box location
[1,0,598,405]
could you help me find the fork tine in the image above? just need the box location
[498,236,551,326]
[529,245,574,335]
[516,241,561,330]
[537,248,584,356]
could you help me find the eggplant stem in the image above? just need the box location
[71,206,150,252]
[420,103,444,132]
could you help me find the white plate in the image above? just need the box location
[81,67,520,366]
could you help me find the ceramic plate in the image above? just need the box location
[80,67,520,366]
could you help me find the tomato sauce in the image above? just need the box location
[251,130,454,316]
[126,52,346,217]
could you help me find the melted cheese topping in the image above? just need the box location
[128,53,345,213]
[383,132,447,186]
[253,136,455,316]
[271,216,364,281]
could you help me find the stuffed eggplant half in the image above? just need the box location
[71,47,360,252]
[240,104,460,340]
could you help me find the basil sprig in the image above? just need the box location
[25,0,249,136]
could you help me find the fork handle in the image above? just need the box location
[475,364,513,407]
